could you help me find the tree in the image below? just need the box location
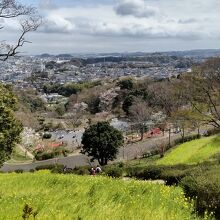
[180,58,220,128]
[117,78,133,90]
[129,98,153,140]
[55,104,66,116]
[0,84,23,165]
[171,109,192,141]
[148,80,183,117]
[122,95,135,115]
[0,0,41,61]
[81,121,124,165]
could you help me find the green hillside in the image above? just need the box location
[0,171,198,220]
[157,135,220,165]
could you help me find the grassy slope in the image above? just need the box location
[7,145,32,164]
[157,135,220,165]
[0,171,198,220]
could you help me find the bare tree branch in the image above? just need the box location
[0,0,41,61]
[0,0,35,18]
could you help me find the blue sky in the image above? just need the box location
[4,0,220,54]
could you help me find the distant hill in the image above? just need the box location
[37,49,220,59]
[163,49,220,58]
[43,54,193,68]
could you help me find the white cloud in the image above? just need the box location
[114,0,159,18]
[2,0,220,53]
[37,5,205,41]
[39,14,75,33]
[71,19,201,40]
[39,0,57,10]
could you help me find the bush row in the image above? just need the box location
[204,128,220,137]
[34,149,69,161]
[181,166,220,219]
[126,164,193,185]
[173,134,201,145]
[142,134,202,159]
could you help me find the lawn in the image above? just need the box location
[7,145,32,164]
[0,171,198,220]
[157,135,220,165]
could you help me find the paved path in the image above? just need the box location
[118,134,171,160]
[0,131,198,172]
[1,154,90,172]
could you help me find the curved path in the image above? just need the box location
[1,154,90,172]
[1,131,197,172]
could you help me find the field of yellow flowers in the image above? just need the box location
[0,170,201,220]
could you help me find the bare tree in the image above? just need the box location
[148,80,184,117]
[129,98,153,141]
[0,0,41,61]
[181,58,220,128]
[155,140,167,158]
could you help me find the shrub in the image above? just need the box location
[160,169,187,185]
[51,164,65,174]
[142,150,159,158]
[125,166,141,177]
[130,166,164,180]
[117,78,133,90]
[36,165,91,175]
[174,134,201,146]
[62,168,74,174]
[118,162,124,168]
[72,166,90,175]
[204,129,220,137]
[212,153,220,163]
[126,164,194,184]
[181,166,220,218]
[14,169,23,173]
[35,164,58,171]
[42,133,52,139]
[105,167,123,178]
[34,151,55,160]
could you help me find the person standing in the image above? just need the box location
[91,167,96,175]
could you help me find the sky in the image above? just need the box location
[3,0,220,54]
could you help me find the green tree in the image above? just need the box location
[117,78,133,90]
[0,84,23,165]
[87,96,100,114]
[81,122,124,165]
[122,95,135,115]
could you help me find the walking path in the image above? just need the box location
[0,130,203,172]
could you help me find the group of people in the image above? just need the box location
[90,165,102,175]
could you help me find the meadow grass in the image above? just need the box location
[0,171,199,220]
[157,135,220,165]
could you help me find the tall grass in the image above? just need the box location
[157,135,220,165]
[0,171,199,220]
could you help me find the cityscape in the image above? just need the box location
[0,0,220,219]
